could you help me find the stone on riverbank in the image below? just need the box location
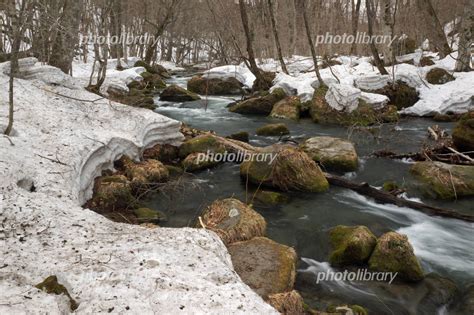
[227,131,250,143]
[229,88,286,115]
[301,136,358,172]
[372,81,419,110]
[228,237,297,297]
[88,175,135,211]
[270,96,301,120]
[187,75,243,95]
[160,84,201,102]
[198,198,266,245]
[368,232,424,282]
[452,111,474,152]
[410,161,474,199]
[329,225,377,267]
[256,123,290,136]
[240,145,329,193]
[119,157,169,190]
[266,290,305,315]
[178,134,226,158]
[182,152,221,171]
[426,68,455,85]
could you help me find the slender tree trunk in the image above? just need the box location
[350,0,362,55]
[267,0,288,74]
[455,1,473,72]
[366,0,389,75]
[416,0,452,58]
[301,0,325,86]
[381,0,394,65]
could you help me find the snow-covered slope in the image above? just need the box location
[0,60,277,314]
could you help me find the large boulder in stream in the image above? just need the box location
[310,86,398,126]
[301,136,358,172]
[240,145,329,192]
[368,231,424,282]
[134,60,170,78]
[179,134,226,158]
[452,111,474,152]
[329,225,377,267]
[256,123,290,136]
[410,161,474,199]
[229,88,286,115]
[159,84,201,102]
[187,75,243,95]
[228,237,297,297]
[197,198,266,245]
[270,96,301,120]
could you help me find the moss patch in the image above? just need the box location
[329,225,377,267]
[253,190,289,205]
[159,84,201,102]
[133,207,167,224]
[270,96,301,120]
[426,68,455,85]
[256,123,290,136]
[178,134,226,158]
[372,81,419,110]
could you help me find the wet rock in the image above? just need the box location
[454,283,474,314]
[134,60,170,78]
[240,145,329,193]
[178,134,226,158]
[187,75,243,95]
[256,123,290,136]
[229,88,286,115]
[182,152,221,171]
[368,231,424,282]
[228,237,297,297]
[426,68,455,85]
[198,198,266,244]
[301,136,358,172]
[36,275,78,311]
[140,71,166,89]
[452,111,474,152]
[142,144,179,164]
[266,290,306,315]
[329,225,377,267]
[120,156,169,190]
[133,207,167,224]
[159,84,201,102]
[270,96,301,120]
[89,175,135,210]
[417,273,458,314]
[226,131,249,143]
[253,190,289,205]
[410,161,474,199]
[372,81,419,110]
[107,85,156,110]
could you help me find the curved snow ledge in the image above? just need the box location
[0,61,276,314]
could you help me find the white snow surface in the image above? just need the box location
[0,60,277,314]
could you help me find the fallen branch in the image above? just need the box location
[324,173,474,222]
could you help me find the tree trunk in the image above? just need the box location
[366,0,389,75]
[455,1,473,72]
[381,0,394,65]
[416,0,452,58]
[350,0,362,55]
[301,0,325,86]
[267,0,288,74]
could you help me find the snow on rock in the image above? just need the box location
[354,74,390,91]
[157,60,186,72]
[203,64,256,88]
[360,91,390,110]
[325,84,361,112]
[401,71,474,116]
[387,63,424,88]
[0,60,277,314]
[270,72,316,102]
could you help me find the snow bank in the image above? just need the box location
[325,84,361,112]
[0,60,277,314]
[203,64,256,88]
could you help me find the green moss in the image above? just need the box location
[92,175,135,210]
[254,190,289,205]
[329,225,377,267]
[226,131,249,143]
[133,207,167,223]
[36,276,78,311]
[270,96,301,120]
[426,68,455,85]
[178,135,226,158]
[383,181,400,192]
[165,165,184,177]
[256,123,290,136]
[187,76,243,95]
[351,305,368,315]
[453,112,474,152]
[159,84,201,102]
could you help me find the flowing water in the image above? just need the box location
[150,74,474,314]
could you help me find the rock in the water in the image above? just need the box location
[454,283,474,314]
[134,60,170,78]
[142,144,179,164]
[452,111,474,152]
[159,84,201,102]
[229,88,286,115]
[368,231,424,282]
[354,74,390,91]
[426,68,455,85]
[266,290,305,315]
[410,161,474,199]
[178,134,226,158]
[187,75,243,95]
[198,198,266,244]
[270,96,301,120]
[240,145,329,192]
[140,71,166,89]
[329,225,377,267]
[325,84,361,113]
[133,207,167,224]
[227,131,250,143]
[228,237,297,297]
[253,190,289,205]
[301,136,358,172]
[182,152,221,171]
[256,123,290,136]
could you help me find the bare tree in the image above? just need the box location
[350,0,362,55]
[366,0,389,75]
[301,0,324,86]
[455,1,473,72]
[267,0,288,74]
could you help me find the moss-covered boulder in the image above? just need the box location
[36,275,78,311]
[426,68,455,85]
[252,71,276,92]
[228,237,297,297]
[178,134,226,158]
[256,123,290,136]
[142,144,179,164]
[229,88,286,115]
[89,175,135,210]
[267,290,305,315]
[240,145,329,192]
[187,75,243,95]
[226,131,249,143]
[329,225,377,267]
[133,207,167,224]
[134,60,170,78]
[107,85,156,110]
[270,96,301,120]
[140,71,166,89]
[159,84,201,102]
[119,157,169,190]
[301,136,358,172]
[452,112,474,152]
[372,81,419,110]
[368,231,424,282]
[198,198,266,244]
[419,56,435,67]
[182,152,221,171]
[310,86,398,126]
[253,190,289,205]
[410,161,474,199]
